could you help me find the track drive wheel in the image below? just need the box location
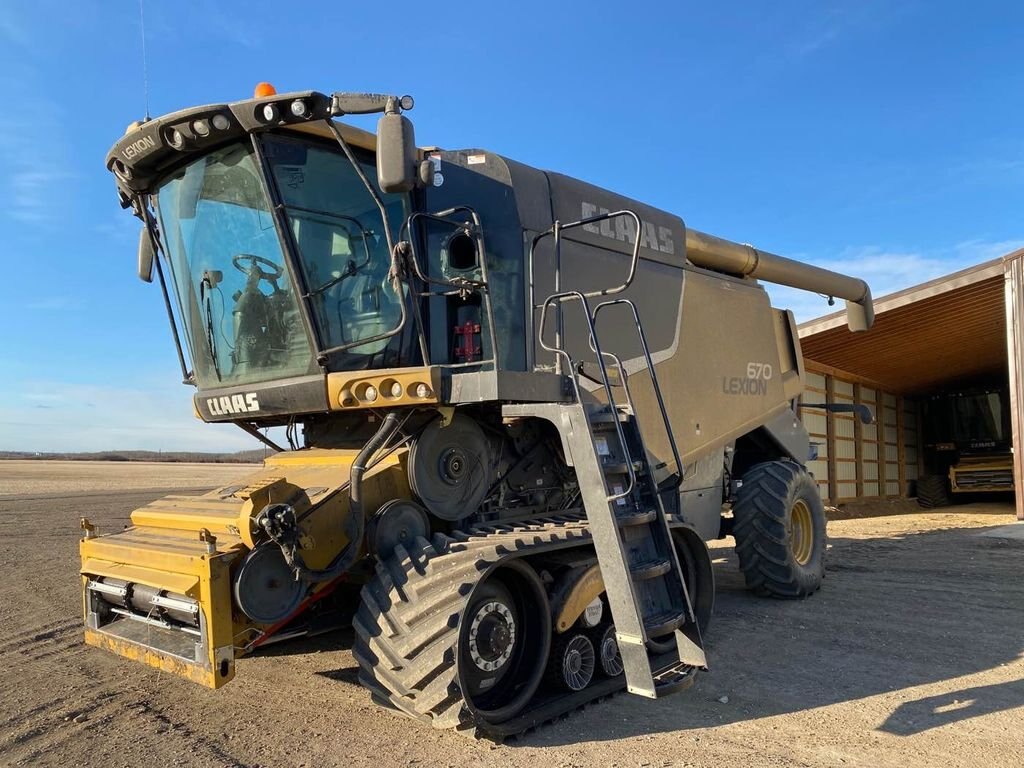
[732,460,826,598]
[353,540,550,730]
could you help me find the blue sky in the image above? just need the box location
[1,1,1021,452]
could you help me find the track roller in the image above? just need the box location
[547,632,596,692]
[594,624,624,678]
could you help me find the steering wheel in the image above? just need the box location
[232,254,284,282]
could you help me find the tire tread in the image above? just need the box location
[732,460,826,599]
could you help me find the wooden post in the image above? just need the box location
[1004,255,1024,520]
[826,374,837,504]
[876,390,887,495]
[897,395,907,498]
[853,383,864,498]
[917,402,925,480]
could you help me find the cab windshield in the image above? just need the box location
[154,135,412,388]
[929,392,1009,445]
[155,143,313,387]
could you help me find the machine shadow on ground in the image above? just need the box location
[516,520,1023,746]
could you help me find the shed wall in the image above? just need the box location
[801,366,919,503]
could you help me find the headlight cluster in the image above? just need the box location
[257,98,314,126]
[162,112,234,152]
[107,88,333,195]
[337,377,435,408]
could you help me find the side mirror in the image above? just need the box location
[138,226,155,283]
[376,108,417,194]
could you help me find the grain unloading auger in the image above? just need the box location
[82,85,873,735]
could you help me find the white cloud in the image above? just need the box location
[0,110,74,227]
[24,296,82,311]
[180,1,264,50]
[947,154,1024,187]
[8,169,72,222]
[953,239,1024,262]
[790,25,841,58]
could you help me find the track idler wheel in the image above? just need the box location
[367,499,430,559]
[458,560,551,722]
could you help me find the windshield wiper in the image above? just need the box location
[308,258,359,296]
[199,279,222,381]
[278,204,376,296]
[142,204,195,385]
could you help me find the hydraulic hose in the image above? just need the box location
[349,412,403,528]
[274,412,403,583]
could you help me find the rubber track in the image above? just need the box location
[731,461,821,599]
[352,514,696,738]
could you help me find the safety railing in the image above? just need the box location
[531,210,684,499]
[593,298,683,492]
[528,210,642,374]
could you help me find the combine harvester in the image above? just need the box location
[81,84,873,735]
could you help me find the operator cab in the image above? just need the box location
[153,132,412,390]
[108,88,462,422]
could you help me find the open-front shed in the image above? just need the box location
[796,250,1024,519]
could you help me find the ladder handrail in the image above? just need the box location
[538,289,637,502]
[593,298,684,490]
[528,209,644,305]
[578,350,637,416]
[528,210,644,373]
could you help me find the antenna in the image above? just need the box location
[138,0,151,120]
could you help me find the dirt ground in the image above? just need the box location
[1,461,1022,768]
[0,460,260,498]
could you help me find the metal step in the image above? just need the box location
[599,460,646,477]
[589,408,632,425]
[559,401,705,699]
[629,557,672,580]
[652,660,698,696]
[643,609,688,637]
[615,508,657,527]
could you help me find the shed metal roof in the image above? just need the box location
[798,255,1020,394]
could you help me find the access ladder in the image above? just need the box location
[528,211,707,697]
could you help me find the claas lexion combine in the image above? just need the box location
[82,84,874,735]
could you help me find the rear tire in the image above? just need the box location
[916,474,952,508]
[732,460,826,598]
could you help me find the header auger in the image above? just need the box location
[82,85,873,735]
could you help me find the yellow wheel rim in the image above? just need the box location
[790,500,814,566]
